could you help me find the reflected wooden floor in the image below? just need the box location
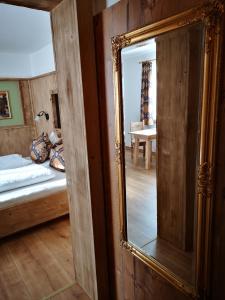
[125,149,194,285]
[0,216,89,300]
[126,150,157,247]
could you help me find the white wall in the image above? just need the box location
[122,51,156,146]
[30,43,55,77]
[0,43,55,78]
[106,0,120,7]
[0,4,55,78]
[0,52,32,78]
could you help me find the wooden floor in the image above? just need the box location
[125,150,195,285]
[0,216,89,300]
[126,150,157,248]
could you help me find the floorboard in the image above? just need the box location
[125,149,195,285]
[44,283,90,300]
[126,150,157,247]
[0,216,79,300]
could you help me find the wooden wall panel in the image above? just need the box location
[211,23,225,300]
[29,73,57,137]
[0,126,33,156]
[0,74,59,156]
[93,0,106,15]
[19,80,34,126]
[76,2,110,299]
[0,79,34,156]
[156,26,201,251]
[95,1,130,299]
[51,1,97,298]
[51,1,109,299]
[157,29,190,250]
[94,0,222,299]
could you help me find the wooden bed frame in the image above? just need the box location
[0,190,69,238]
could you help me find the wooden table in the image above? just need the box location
[129,128,157,170]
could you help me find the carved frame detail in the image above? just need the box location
[112,0,224,298]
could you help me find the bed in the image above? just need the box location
[0,155,69,238]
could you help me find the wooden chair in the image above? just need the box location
[130,121,146,158]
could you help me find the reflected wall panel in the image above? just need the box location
[156,26,202,251]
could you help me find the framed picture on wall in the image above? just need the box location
[0,91,12,119]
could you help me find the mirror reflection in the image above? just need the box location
[121,23,203,285]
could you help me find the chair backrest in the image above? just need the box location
[130,121,144,132]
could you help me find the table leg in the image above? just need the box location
[150,141,153,162]
[134,138,139,166]
[145,140,151,170]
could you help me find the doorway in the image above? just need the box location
[0,3,75,299]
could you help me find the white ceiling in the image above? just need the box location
[0,4,52,54]
[122,39,156,57]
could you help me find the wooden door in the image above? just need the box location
[94,0,210,299]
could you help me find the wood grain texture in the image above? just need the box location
[51,1,110,299]
[92,0,106,15]
[0,126,33,156]
[211,18,225,300]
[0,217,76,300]
[0,79,34,156]
[47,283,90,300]
[76,2,110,299]
[125,150,157,247]
[127,149,195,285]
[0,191,69,238]
[0,0,62,11]
[157,30,189,250]
[156,26,201,251]
[94,0,213,299]
[29,73,58,136]
[1,0,106,13]
[19,80,34,126]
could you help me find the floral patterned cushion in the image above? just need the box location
[30,133,52,163]
[49,144,65,172]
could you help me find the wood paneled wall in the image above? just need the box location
[156,26,202,251]
[0,73,58,156]
[29,72,57,137]
[0,80,34,156]
[211,14,225,300]
[1,0,224,299]
[0,126,33,157]
[93,0,106,15]
[94,0,224,299]
[157,29,190,251]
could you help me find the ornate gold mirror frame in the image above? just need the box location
[112,1,224,298]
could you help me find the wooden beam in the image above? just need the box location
[1,0,108,13]
[92,0,106,15]
[0,0,62,11]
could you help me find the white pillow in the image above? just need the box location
[0,154,32,170]
[49,131,62,145]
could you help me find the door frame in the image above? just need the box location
[0,1,110,300]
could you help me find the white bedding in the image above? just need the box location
[0,163,55,193]
[0,161,67,209]
[0,154,32,170]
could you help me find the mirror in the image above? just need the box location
[121,23,204,286]
[113,2,223,297]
